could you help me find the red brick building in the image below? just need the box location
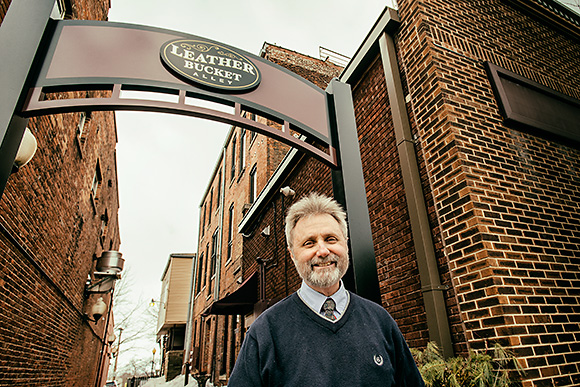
[238,2,580,387]
[185,44,342,385]
[0,1,121,386]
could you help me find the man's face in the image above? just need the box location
[289,213,349,296]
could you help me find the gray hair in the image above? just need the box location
[285,192,348,249]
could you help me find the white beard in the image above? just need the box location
[295,253,349,289]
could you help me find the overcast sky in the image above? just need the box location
[107,0,394,369]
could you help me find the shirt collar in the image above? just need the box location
[298,280,348,319]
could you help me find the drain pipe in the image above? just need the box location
[213,148,227,299]
[379,32,454,358]
[183,254,198,385]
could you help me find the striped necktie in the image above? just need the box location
[321,298,337,321]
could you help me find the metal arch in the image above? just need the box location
[22,84,337,167]
[0,0,381,304]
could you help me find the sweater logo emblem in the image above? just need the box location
[373,354,384,366]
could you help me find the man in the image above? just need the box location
[229,192,425,386]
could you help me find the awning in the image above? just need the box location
[202,271,258,316]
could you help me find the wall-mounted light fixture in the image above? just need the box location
[84,296,107,324]
[85,251,124,296]
[149,298,165,307]
[12,127,38,173]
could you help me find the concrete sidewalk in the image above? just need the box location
[141,374,218,387]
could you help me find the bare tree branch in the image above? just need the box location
[108,269,159,379]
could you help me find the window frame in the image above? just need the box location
[249,164,257,204]
[230,134,237,182]
[226,203,234,263]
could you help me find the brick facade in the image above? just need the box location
[0,1,120,386]
[188,45,341,385]
[393,1,580,385]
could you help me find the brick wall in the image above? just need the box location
[349,52,465,351]
[0,1,120,385]
[261,44,343,90]
[395,0,580,385]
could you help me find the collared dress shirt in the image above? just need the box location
[297,280,349,322]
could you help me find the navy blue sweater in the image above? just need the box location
[228,292,425,386]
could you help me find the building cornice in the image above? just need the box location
[502,0,580,41]
[339,7,400,85]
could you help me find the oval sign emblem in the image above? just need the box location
[160,39,261,92]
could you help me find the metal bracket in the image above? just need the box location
[421,284,449,293]
[84,273,121,295]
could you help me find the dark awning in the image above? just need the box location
[202,271,258,316]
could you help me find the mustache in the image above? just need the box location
[309,255,340,266]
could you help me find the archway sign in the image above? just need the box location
[0,0,380,303]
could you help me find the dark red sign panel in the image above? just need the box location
[22,20,335,166]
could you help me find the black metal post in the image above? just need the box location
[327,79,381,304]
[95,296,113,387]
[0,0,55,200]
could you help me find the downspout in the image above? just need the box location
[183,254,197,384]
[213,148,227,299]
[378,32,454,358]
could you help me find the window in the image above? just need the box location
[196,252,204,294]
[201,204,206,237]
[203,243,209,289]
[210,230,219,278]
[209,188,214,216]
[238,129,246,174]
[485,61,580,144]
[230,135,237,181]
[245,112,259,143]
[100,210,109,246]
[227,204,234,261]
[91,161,102,199]
[77,112,92,145]
[229,316,238,372]
[220,316,229,376]
[249,165,257,203]
[216,170,222,209]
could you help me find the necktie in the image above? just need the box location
[321,298,337,321]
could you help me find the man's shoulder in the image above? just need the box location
[347,292,394,319]
[251,293,299,326]
[348,291,385,310]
